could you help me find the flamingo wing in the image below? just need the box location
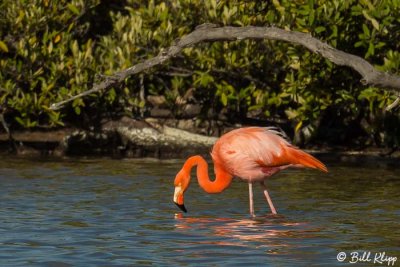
[211,127,326,182]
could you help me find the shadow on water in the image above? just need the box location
[0,156,399,266]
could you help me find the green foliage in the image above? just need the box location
[0,0,97,127]
[0,0,399,147]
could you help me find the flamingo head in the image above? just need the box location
[173,170,190,213]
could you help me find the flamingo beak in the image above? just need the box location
[173,185,187,213]
[175,202,187,213]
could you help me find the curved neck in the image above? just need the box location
[184,155,233,193]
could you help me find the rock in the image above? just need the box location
[149,107,172,118]
[182,104,201,118]
[147,95,167,107]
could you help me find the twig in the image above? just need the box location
[0,113,17,152]
[0,113,10,134]
[50,25,400,110]
[386,94,400,111]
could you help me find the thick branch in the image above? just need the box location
[50,25,400,110]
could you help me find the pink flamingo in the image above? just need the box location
[173,127,328,216]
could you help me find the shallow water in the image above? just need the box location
[0,157,399,266]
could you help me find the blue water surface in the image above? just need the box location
[0,157,399,266]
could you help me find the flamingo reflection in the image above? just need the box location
[174,215,320,252]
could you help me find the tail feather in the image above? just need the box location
[287,147,328,172]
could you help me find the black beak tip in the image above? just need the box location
[175,202,187,213]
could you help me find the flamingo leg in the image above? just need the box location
[248,183,255,217]
[261,182,277,214]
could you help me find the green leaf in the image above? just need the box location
[366,42,375,58]
[68,4,80,15]
[309,10,315,25]
[362,10,379,31]
[221,93,228,106]
[74,106,81,115]
[295,121,303,133]
[314,26,325,33]
[0,41,8,52]
[15,117,26,127]
[362,24,370,37]
[354,41,364,48]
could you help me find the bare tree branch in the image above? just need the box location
[50,25,400,110]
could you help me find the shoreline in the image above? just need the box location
[1,116,399,161]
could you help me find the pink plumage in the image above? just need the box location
[211,127,327,183]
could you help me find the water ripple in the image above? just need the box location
[0,158,399,266]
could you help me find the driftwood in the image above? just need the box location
[50,24,400,111]
[103,117,217,149]
[0,117,218,157]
